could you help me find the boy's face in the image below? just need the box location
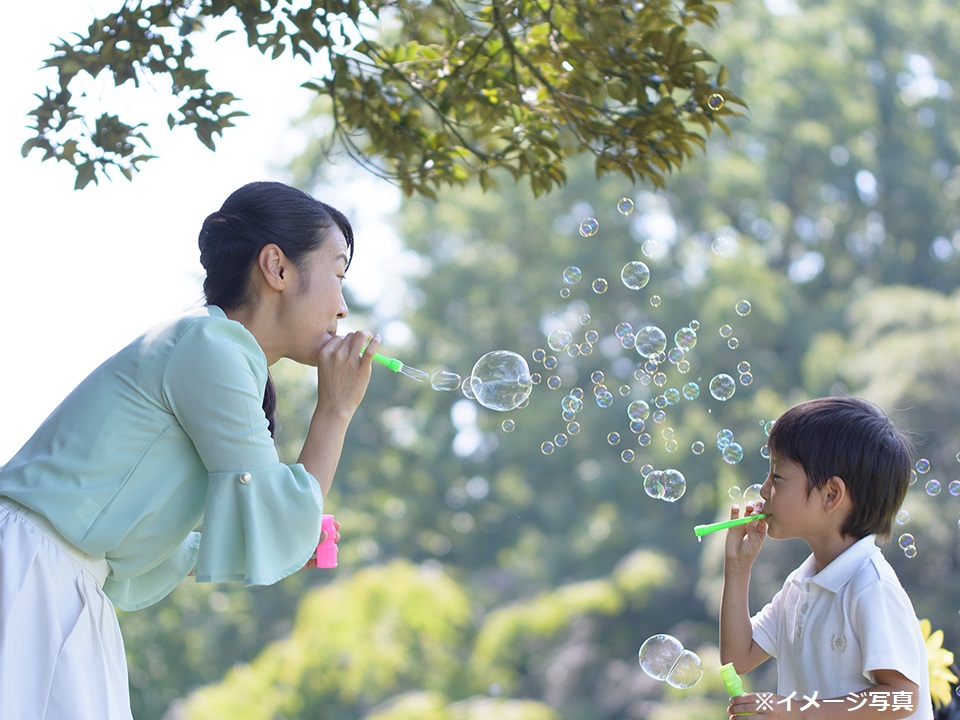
[759,453,824,539]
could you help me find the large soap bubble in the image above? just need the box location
[638,634,703,689]
[638,634,683,681]
[635,325,667,359]
[470,351,534,412]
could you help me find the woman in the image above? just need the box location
[0,181,380,719]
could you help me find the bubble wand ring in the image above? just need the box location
[693,513,766,538]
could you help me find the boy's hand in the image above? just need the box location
[725,502,767,568]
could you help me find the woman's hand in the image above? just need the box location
[313,331,380,419]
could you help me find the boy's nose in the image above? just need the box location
[759,476,771,500]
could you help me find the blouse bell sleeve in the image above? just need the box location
[163,316,323,587]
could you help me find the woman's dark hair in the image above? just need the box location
[767,396,913,540]
[198,181,354,437]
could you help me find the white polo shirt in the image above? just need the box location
[752,535,933,719]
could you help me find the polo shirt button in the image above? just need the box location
[239,472,252,484]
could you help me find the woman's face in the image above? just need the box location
[280,228,350,365]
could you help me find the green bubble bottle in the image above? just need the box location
[720,663,755,716]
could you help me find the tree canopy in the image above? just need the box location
[23,0,741,195]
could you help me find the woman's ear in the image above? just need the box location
[821,475,848,513]
[256,244,289,291]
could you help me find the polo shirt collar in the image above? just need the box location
[807,534,878,593]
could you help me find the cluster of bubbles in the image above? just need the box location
[526,230,757,469]
[890,456,960,559]
[638,634,703,689]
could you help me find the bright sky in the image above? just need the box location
[1,1,402,461]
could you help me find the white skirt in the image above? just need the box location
[0,499,132,720]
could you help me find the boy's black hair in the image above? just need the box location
[767,396,912,541]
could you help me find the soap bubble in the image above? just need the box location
[579,217,599,237]
[692,441,705,455]
[666,649,703,689]
[585,329,600,344]
[554,433,568,448]
[617,197,635,215]
[728,486,742,499]
[739,372,753,386]
[916,458,931,474]
[896,509,910,525]
[674,327,697,350]
[707,93,725,110]
[621,449,635,463]
[723,443,744,464]
[461,378,476,399]
[709,374,737,401]
[898,533,915,549]
[949,480,960,496]
[645,469,686,502]
[904,545,918,559]
[719,324,733,338]
[615,322,634,338]
[742,483,763,504]
[470,351,533,411]
[627,400,651,422]
[649,295,662,307]
[735,300,752,316]
[738,361,752,374]
[621,261,651,290]
[716,428,735,449]
[596,390,614,408]
[636,325,668,358]
[547,330,573,352]
[541,441,555,455]
[501,419,515,433]
[661,469,686,501]
[547,375,562,390]
[925,479,941,496]
[638,634,683,681]
[607,432,621,445]
[644,471,666,499]
[430,371,462,392]
[682,382,700,400]
[592,278,609,294]
[559,287,570,298]
[562,266,582,285]
[567,422,580,435]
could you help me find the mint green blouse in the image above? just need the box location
[0,306,323,611]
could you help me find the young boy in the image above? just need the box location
[720,396,932,719]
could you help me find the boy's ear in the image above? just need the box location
[821,475,848,513]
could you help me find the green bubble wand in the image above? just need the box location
[693,514,766,538]
[370,352,430,382]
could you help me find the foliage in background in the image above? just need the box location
[24,0,741,195]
